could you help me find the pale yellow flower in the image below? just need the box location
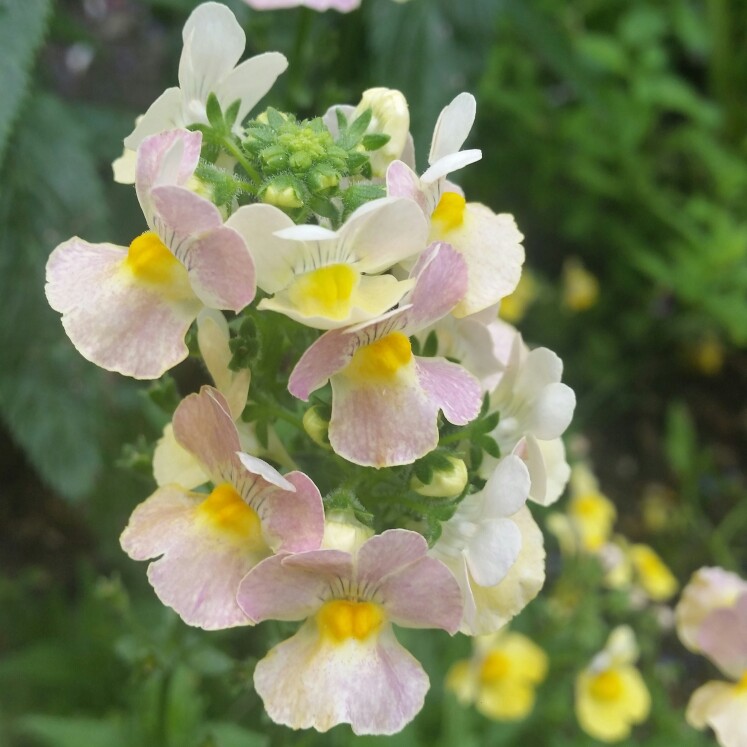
[499,269,538,323]
[447,630,548,721]
[629,544,678,601]
[562,257,599,312]
[575,627,651,742]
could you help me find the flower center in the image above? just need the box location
[344,332,413,381]
[316,599,384,643]
[480,651,511,683]
[125,232,184,285]
[431,192,466,233]
[196,483,265,549]
[287,264,358,320]
[589,670,623,701]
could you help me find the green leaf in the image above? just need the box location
[16,714,127,747]
[345,107,373,145]
[0,93,137,499]
[0,0,53,167]
[201,723,268,747]
[361,133,391,152]
[205,93,224,130]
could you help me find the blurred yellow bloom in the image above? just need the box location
[499,269,538,323]
[446,630,548,721]
[562,257,599,312]
[686,335,725,376]
[547,463,616,555]
[575,627,651,742]
[629,544,678,601]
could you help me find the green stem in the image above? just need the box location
[221,135,262,186]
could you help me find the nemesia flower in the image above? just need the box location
[121,386,324,629]
[679,582,747,747]
[237,529,463,734]
[431,455,545,635]
[628,543,678,602]
[562,257,599,312]
[548,462,616,554]
[288,242,482,467]
[47,129,256,379]
[482,320,575,506]
[387,93,524,317]
[119,3,287,169]
[676,567,747,652]
[575,626,651,742]
[230,197,426,329]
[446,629,548,721]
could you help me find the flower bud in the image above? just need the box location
[303,405,330,448]
[322,510,374,554]
[261,177,304,209]
[353,87,409,177]
[307,163,339,194]
[410,456,468,498]
[260,144,289,172]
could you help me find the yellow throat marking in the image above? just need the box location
[344,332,413,382]
[125,232,185,285]
[431,192,466,234]
[287,264,358,320]
[589,669,624,701]
[196,483,266,549]
[480,651,511,683]
[316,599,384,643]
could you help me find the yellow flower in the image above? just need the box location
[499,269,538,323]
[575,627,651,742]
[629,543,678,601]
[562,257,599,312]
[446,630,548,721]
[547,463,617,555]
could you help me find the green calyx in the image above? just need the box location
[192,95,391,228]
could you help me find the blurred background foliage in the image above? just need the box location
[0,0,745,745]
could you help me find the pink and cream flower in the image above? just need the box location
[431,455,545,635]
[288,242,482,467]
[46,129,256,379]
[117,2,287,177]
[386,93,524,317]
[229,196,427,329]
[676,568,747,747]
[237,529,463,734]
[120,386,324,630]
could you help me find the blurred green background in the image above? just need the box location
[1,0,745,745]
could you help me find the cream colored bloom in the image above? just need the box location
[446,630,548,721]
[353,88,410,177]
[575,626,651,742]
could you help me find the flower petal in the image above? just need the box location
[254,620,429,735]
[45,238,199,379]
[217,52,289,125]
[481,454,531,518]
[254,471,325,553]
[686,680,747,747]
[428,92,477,164]
[421,149,482,184]
[697,593,747,679]
[179,2,246,108]
[415,357,481,426]
[238,550,351,622]
[172,386,241,479]
[153,423,210,489]
[121,486,255,630]
[466,518,522,588]
[386,161,430,216]
[123,88,183,150]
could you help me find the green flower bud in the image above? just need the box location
[289,150,313,172]
[410,456,468,498]
[303,405,330,447]
[260,144,289,172]
[261,177,304,209]
[322,510,374,554]
[307,163,340,194]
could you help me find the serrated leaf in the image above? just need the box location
[0,93,137,499]
[0,0,53,167]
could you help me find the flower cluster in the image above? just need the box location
[44,2,576,735]
[676,567,747,747]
